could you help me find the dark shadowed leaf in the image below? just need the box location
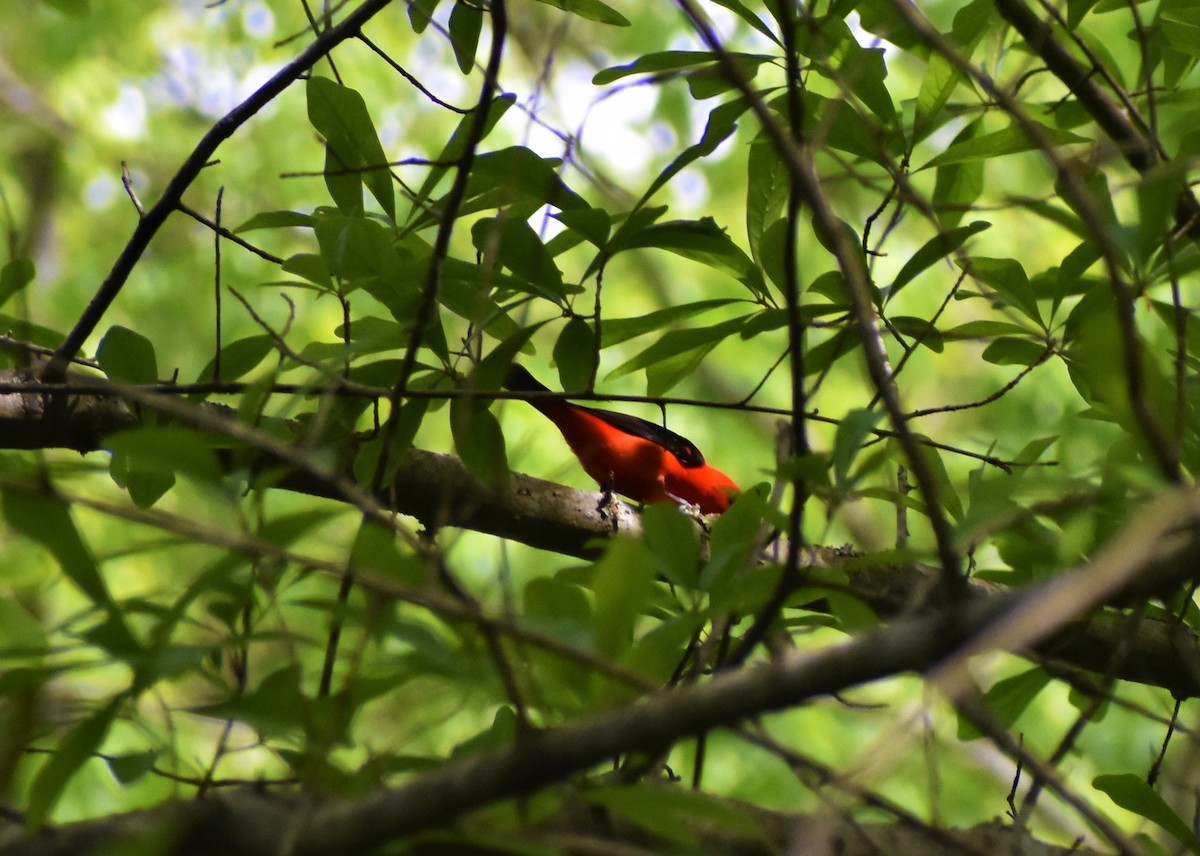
[26,698,121,830]
[97,325,158,385]
[448,0,483,73]
[554,317,595,392]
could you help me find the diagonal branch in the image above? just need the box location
[1,368,1199,699]
[9,501,1200,855]
[43,0,397,381]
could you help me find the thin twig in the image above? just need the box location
[44,0,395,381]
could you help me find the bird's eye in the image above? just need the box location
[674,442,705,467]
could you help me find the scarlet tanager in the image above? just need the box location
[505,365,738,514]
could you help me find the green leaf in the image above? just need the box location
[707,0,778,43]
[888,221,990,301]
[409,95,516,215]
[642,504,701,588]
[198,667,307,740]
[958,668,1051,740]
[958,256,1043,328]
[802,330,862,377]
[313,209,398,287]
[190,334,275,397]
[933,119,986,228]
[1136,162,1187,264]
[600,300,741,348]
[637,97,750,215]
[594,51,739,85]
[981,337,1048,367]
[0,258,35,310]
[909,438,963,520]
[470,216,565,297]
[407,0,441,32]
[819,18,895,122]
[451,397,509,487]
[530,0,629,26]
[915,0,991,135]
[591,539,656,659]
[833,409,882,486]
[474,321,548,390]
[616,217,766,299]
[1063,289,1174,436]
[747,135,790,273]
[702,485,769,593]
[96,325,158,385]
[1,487,138,655]
[350,518,423,586]
[108,448,175,508]
[552,207,611,247]
[921,123,1090,169]
[1066,0,1100,28]
[448,0,483,73]
[554,317,595,392]
[609,315,749,380]
[307,77,395,221]
[588,784,764,847]
[686,60,763,99]
[105,426,224,486]
[26,698,121,830]
[465,146,588,213]
[234,210,314,233]
[0,314,65,350]
[798,90,904,165]
[1094,773,1200,853]
[525,576,592,640]
[322,142,363,218]
[891,316,944,352]
[105,750,159,785]
[280,253,334,291]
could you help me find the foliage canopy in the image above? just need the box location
[2,0,1200,854]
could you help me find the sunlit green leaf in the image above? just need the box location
[1095,774,1200,853]
[922,123,1090,169]
[889,221,990,301]
[530,0,629,26]
[0,259,35,311]
[307,77,395,221]
[958,668,1051,740]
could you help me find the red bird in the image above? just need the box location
[505,365,738,514]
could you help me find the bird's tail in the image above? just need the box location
[504,364,551,394]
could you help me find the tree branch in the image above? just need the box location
[6,493,1189,855]
[43,0,397,381]
[2,368,1199,699]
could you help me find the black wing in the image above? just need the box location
[506,364,706,468]
[578,404,706,468]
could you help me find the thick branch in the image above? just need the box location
[4,511,1184,856]
[993,0,1200,234]
[2,370,1199,697]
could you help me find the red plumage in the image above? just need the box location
[506,365,738,514]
